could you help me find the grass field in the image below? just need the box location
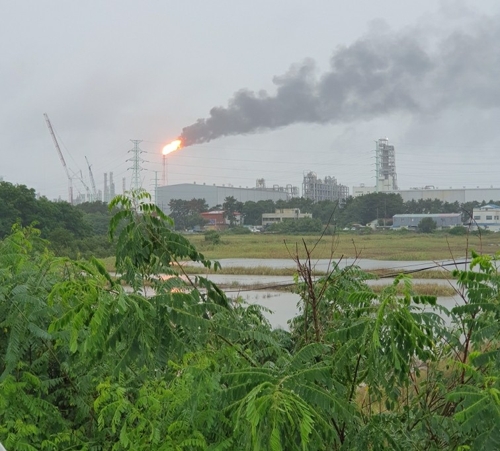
[186,231,500,261]
[99,231,500,279]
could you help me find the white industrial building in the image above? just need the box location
[352,184,375,197]
[352,137,397,197]
[375,137,398,192]
[352,185,500,205]
[156,182,292,214]
[397,188,500,204]
[351,138,500,205]
[470,204,500,232]
[302,172,349,202]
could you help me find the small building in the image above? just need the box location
[200,210,242,230]
[392,213,462,229]
[262,208,312,227]
[471,204,500,232]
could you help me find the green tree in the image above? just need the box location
[0,181,91,242]
[241,199,275,225]
[418,216,437,233]
[223,196,243,227]
[310,199,339,224]
[168,197,208,230]
[76,201,113,236]
[0,181,39,237]
[338,192,404,227]
[278,197,315,213]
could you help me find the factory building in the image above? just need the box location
[302,172,349,203]
[352,184,375,197]
[353,185,500,205]
[392,213,462,229]
[470,204,500,232]
[351,137,500,205]
[156,181,294,214]
[397,187,500,204]
[376,137,398,191]
[262,208,312,226]
[353,137,398,196]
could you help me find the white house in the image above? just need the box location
[471,204,500,232]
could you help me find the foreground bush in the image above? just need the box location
[1,191,500,450]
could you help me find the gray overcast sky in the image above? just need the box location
[2,0,500,201]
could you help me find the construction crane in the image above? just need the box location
[77,170,92,202]
[44,113,73,204]
[85,156,98,201]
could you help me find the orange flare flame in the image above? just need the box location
[162,139,182,155]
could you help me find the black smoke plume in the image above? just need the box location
[180,17,500,147]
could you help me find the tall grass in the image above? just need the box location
[179,265,303,276]
[185,232,500,261]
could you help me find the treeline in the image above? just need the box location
[169,192,489,230]
[0,181,114,258]
[2,179,493,252]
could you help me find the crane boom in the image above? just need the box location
[85,156,98,201]
[78,170,91,201]
[44,113,73,204]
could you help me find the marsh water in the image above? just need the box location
[192,258,467,330]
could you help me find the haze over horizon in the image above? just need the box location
[2,1,500,201]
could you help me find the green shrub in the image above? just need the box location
[204,230,221,244]
[268,217,323,234]
[225,226,251,235]
[448,226,468,236]
[417,217,437,233]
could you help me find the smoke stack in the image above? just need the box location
[104,173,109,203]
[179,17,500,146]
[109,172,115,199]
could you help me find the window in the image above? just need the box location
[474,215,481,220]
[495,216,499,220]
[486,215,493,220]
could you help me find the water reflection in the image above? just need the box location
[226,288,462,331]
[221,275,464,331]
[187,257,471,330]
[231,290,300,330]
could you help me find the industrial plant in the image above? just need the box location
[352,138,500,204]
[302,172,349,203]
[157,135,500,214]
[44,120,500,209]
